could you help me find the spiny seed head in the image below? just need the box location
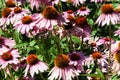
[2,7,12,18]
[5,0,16,7]
[22,16,33,24]
[14,7,22,14]
[114,50,120,63]
[69,53,80,61]
[42,6,58,19]
[115,8,120,13]
[26,54,39,65]
[92,51,102,59]
[75,16,87,27]
[67,10,73,14]
[1,52,13,61]
[101,4,114,14]
[54,54,69,68]
[80,6,86,11]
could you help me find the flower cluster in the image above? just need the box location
[0,0,120,80]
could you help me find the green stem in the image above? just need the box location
[108,24,112,77]
[53,29,63,54]
[40,72,46,80]
[8,65,14,80]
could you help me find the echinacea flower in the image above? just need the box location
[34,6,65,30]
[62,10,75,23]
[16,76,34,80]
[74,16,91,38]
[111,41,120,53]
[48,0,60,6]
[95,4,119,26]
[112,50,120,75]
[5,0,16,8]
[69,51,85,66]
[24,54,48,77]
[10,6,30,24]
[91,0,105,3]
[114,28,120,36]
[76,6,90,16]
[68,51,85,73]
[13,15,38,36]
[0,49,20,69]
[0,36,16,48]
[0,7,12,29]
[84,51,108,72]
[97,37,115,45]
[30,0,49,11]
[61,0,86,6]
[48,54,79,80]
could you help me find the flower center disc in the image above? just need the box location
[64,22,73,30]
[54,54,69,68]
[92,51,102,59]
[5,0,16,7]
[115,9,120,13]
[114,50,120,63]
[20,59,26,65]
[42,6,58,19]
[14,7,22,14]
[80,7,86,11]
[2,7,12,18]
[101,4,114,14]
[104,37,110,41]
[75,16,87,27]
[27,54,39,65]
[1,52,13,61]
[69,53,80,61]
[67,10,73,14]
[22,16,33,24]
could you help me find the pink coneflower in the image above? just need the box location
[30,0,49,11]
[69,51,85,66]
[91,0,105,3]
[24,54,48,77]
[95,4,119,26]
[112,50,120,75]
[0,7,12,29]
[5,0,16,8]
[62,10,75,23]
[74,16,91,38]
[48,54,79,80]
[0,36,16,48]
[115,8,120,24]
[68,51,85,73]
[97,37,115,45]
[0,49,20,69]
[76,6,90,16]
[114,28,120,36]
[61,0,86,6]
[48,0,60,6]
[10,6,30,24]
[84,51,108,72]
[13,15,38,36]
[84,36,101,51]
[16,76,34,80]
[17,57,27,69]
[111,41,120,53]
[34,6,65,30]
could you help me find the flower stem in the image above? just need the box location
[108,24,112,78]
[8,65,14,80]
[40,72,45,80]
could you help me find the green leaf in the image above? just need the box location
[29,40,36,46]
[96,68,105,80]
